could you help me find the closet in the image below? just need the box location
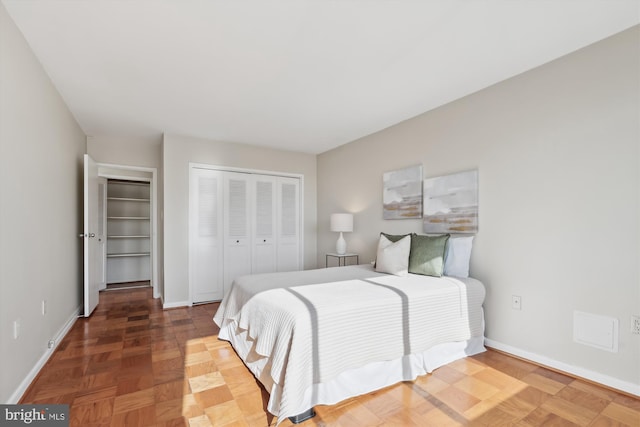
[106,180,151,285]
[190,167,302,303]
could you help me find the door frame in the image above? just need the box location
[98,162,160,299]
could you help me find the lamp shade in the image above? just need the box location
[330,213,353,233]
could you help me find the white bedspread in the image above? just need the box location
[213,265,485,421]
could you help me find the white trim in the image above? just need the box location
[99,174,151,182]
[188,167,193,306]
[98,162,157,173]
[7,308,80,403]
[190,162,303,180]
[484,338,640,397]
[298,174,305,270]
[97,163,160,300]
[163,300,192,309]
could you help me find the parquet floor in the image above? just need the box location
[20,288,639,426]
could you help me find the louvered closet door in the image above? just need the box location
[224,172,252,289]
[277,177,301,272]
[252,175,277,274]
[190,168,224,303]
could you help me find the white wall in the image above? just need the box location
[163,133,317,306]
[0,3,86,402]
[317,27,639,393]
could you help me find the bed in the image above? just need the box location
[213,261,486,423]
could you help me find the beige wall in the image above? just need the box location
[0,3,86,402]
[163,133,317,305]
[318,27,639,392]
[87,135,162,169]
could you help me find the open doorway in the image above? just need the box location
[98,163,159,299]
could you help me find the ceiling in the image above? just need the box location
[3,1,639,154]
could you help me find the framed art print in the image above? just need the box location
[383,165,423,220]
[423,169,478,233]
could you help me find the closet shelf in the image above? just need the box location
[107,252,150,258]
[109,180,149,186]
[107,216,150,220]
[107,179,152,284]
[107,197,150,202]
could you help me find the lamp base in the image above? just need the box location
[336,232,347,255]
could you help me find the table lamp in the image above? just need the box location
[330,213,353,255]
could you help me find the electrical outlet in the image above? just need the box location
[48,340,55,349]
[512,295,522,310]
[632,315,640,335]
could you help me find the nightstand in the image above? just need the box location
[326,253,359,267]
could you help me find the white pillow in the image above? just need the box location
[375,234,411,276]
[443,236,474,278]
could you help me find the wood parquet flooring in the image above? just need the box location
[20,288,639,426]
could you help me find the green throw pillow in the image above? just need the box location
[381,232,410,243]
[408,234,450,277]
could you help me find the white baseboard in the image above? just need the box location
[484,338,640,397]
[162,300,191,309]
[7,307,80,404]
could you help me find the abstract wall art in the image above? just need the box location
[383,165,423,220]
[423,169,478,233]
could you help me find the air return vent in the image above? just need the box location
[573,311,618,353]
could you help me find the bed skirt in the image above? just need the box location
[220,319,486,419]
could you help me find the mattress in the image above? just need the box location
[213,265,486,421]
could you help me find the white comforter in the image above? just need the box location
[213,265,485,421]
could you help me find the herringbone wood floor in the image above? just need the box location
[20,287,639,426]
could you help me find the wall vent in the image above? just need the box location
[573,311,618,353]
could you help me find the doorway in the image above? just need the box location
[98,164,159,299]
